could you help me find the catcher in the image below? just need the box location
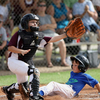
[39,55,100,99]
[1,13,85,100]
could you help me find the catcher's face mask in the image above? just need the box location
[28,20,39,32]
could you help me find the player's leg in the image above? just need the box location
[2,81,29,100]
[17,75,29,100]
[39,81,75,99]
[2,58,29,100]
[1,83,19,100]
[28,65,43,100]
[2,57,43,100]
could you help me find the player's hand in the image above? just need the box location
[21,49,30,56]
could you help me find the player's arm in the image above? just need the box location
[8,32,30,55]
[48,33,67,43]
[48,17,85,43]
[95,83,100,93]
[8,46,30,56]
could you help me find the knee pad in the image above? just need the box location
[27,65,35,75]
[34,68,40,78]
[27,65,40,78]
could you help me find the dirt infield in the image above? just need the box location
[0,84,99,100]
[0,65,100,100]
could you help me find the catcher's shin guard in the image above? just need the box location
[1,83,19,100]
[19,81,29,100]
[29,75,40,98]
[28,65,42,99]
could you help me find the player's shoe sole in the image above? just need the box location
[29,95,44,100]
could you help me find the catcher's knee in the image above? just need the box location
[27,65,40,78]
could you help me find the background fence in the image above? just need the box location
[0,0,100,72]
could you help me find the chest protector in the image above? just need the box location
[18,30,44,63]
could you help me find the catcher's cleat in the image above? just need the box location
[29,94,44,100]
[1,86,14,100]
[29,96,39,100]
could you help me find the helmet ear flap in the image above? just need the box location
[70,55,89,73]
[21,20,28,29]
[78,65,85,73]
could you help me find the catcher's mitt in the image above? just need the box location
[65,18,86,39]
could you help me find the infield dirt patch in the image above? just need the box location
[0,84,99,100]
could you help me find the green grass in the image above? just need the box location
[35,50,59,56]
[86,68,100,80]
[40,71,70,84]
[0,75,17,86]
[0,68,100,86]
[41,68,100,84]
[35,52,44,56]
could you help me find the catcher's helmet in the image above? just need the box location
[21,13,39,30]
[70,55,89,73]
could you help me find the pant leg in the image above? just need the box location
[8,58,29,83]
[39,81,75,99]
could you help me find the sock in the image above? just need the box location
[39,90,44,96]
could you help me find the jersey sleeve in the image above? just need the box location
[43,36,52,43]
[8,32,18,47]
[82,73,99,88]
[39,36,52,48]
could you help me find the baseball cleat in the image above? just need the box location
[1,86,14,100]
[29,96,39,100]
[29,95,44,100]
